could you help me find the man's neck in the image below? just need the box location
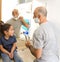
[40,17,47,24]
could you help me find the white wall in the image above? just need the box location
[2,0,18,22]
[47,0,60,24]
[47,0,60,58]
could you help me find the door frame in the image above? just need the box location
[0,0,2,21]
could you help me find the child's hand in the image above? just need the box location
[8,53,13,59]
[10,52,14,59]
[8,53,12,59]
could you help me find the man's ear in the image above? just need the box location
[38,14,40,18]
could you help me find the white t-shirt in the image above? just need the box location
[33,21,59,62]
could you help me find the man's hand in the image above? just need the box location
[25,41,31,48]
[19,16,24,22]
[19,16,29,28]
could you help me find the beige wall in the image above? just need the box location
[0,0,2,20]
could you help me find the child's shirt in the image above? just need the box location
[0,35,17,52]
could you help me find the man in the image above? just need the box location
[26,7,59,62]
[6,9,29,37]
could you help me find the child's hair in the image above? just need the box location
[0,21,4,37]
[0,21,4,24]
[0,23,11,35]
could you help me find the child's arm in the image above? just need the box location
[11,42,16,53]
[0,45,10,55]
[0,45,14,59]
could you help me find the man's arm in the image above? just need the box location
[21,19,29,28]
[26,41,42,59]
[19,16,29,28]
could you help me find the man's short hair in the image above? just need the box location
[12,9,18,15]
[37,7,47,17]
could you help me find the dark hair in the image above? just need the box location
[0,21,4,31]
[0,21,4,37]
[1,23,11,35]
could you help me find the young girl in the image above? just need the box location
[0,23,23,62]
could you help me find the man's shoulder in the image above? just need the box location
[6,18,14,23]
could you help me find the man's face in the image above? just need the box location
[33,9,38,18]
[33,9,41,23]
[12,9,19,18]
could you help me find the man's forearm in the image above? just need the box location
[26,41,42,59]
[22,19,29,28]
[28,45,36,57]
[29,45,42,59]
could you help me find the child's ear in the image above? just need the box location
[4,31,7,35]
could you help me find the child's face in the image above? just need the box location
[5,26,14,37]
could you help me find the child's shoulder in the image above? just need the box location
[0,35,4,41]
[0,35,4,39]
[10,35,17,42]
[10,35,16,39]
